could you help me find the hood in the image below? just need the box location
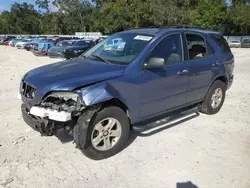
[24,58,125,94]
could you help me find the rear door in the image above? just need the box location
[184,33,217,103]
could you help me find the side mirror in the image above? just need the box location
[144,57,165,69]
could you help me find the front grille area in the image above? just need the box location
[21,81,36,99]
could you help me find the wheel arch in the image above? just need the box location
[213,75,228,88]
[203,75,228,101]
[74,97,131,151]
[91,98,131,124]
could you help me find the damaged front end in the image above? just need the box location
[22,91,85,136]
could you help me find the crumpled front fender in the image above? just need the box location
[79,82,122,106]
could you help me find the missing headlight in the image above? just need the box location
[41,92,83,112]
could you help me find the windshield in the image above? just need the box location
[84,33,153,65]
[56,40,75,47]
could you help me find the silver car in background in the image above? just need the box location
[228,36,242,48]
[229,40,242,48]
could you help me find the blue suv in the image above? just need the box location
[19,26,234,160]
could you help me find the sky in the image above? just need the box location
[0,0,35,12]
[0,0,59,13]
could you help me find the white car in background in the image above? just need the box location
[9,40,14,46]
[104,38,126,51]
[228,40,242,48]
[15,39,32,49]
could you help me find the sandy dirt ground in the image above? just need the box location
[0,46,249,188]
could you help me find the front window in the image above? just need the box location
[149,34,182,65]
[84,33,153,65]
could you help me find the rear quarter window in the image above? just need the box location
[211,34,231,53]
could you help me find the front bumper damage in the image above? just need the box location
[19,89,83,135]
[30,106,71,122]
[21,103,75,136]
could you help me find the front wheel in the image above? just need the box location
[200,80,226,115]
[74,106,130,160]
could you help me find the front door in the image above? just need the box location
[139,33,189,118]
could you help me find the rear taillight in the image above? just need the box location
[41,50,46,54]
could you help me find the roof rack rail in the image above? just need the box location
[125,25,208,31]
[160,25,207,30]
[126,26,159,30]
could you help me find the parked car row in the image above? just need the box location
[1,35,107,59]
[226,36,250,48]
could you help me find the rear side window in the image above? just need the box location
[185,33,208,60]
[211,34,231,53]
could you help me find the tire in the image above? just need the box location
[74,106,130,160]
[200,80,226,115]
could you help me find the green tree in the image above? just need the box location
[0,3,42,34]
[227,3,250,34]
[1,0,250,35]
[187,0,227,31]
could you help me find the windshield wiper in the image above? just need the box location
[91,54,111,64]
[79,54,87,59]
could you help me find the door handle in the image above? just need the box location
[212,61,220,67]
[177,69,189,75]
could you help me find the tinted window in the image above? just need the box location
[149,34,182,65]
[211,34,231,53]
[56,40,75,47]
[74,41,89,46]
[185,34,207,60]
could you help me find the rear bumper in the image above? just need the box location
[33,51,46,56]
[241,44,250,48]
[63,52,78,59]
[16,45,25,49]
[229,44,241,48]
[48,51,64,58]
[228,75,234,89]
[63,51,84,59]
[24,46,31,51]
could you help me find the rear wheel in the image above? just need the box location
[200,80,226,115]
[74,106,130,160]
